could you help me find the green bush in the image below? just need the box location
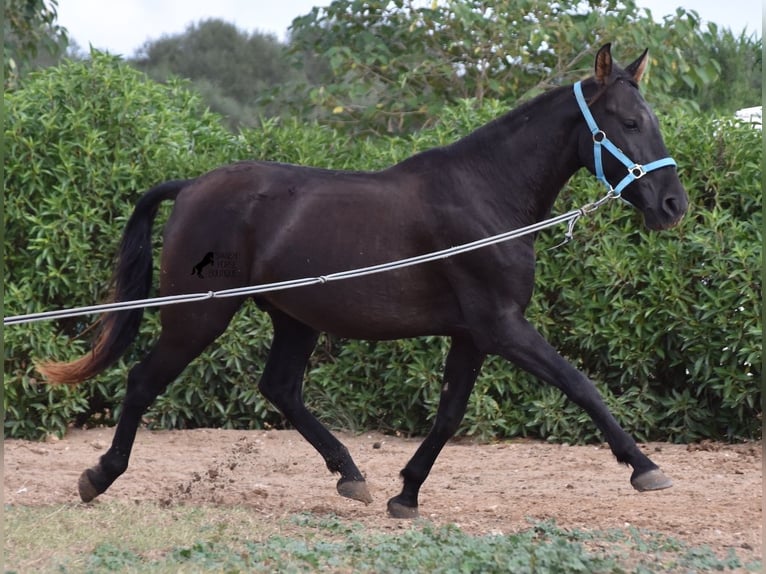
[4,56,761,443]
[525,111,761,443]
[3,52,249,438]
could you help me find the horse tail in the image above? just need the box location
[37,179,193,385]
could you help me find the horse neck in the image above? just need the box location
[444,85,585,224]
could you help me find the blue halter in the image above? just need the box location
[573,81,676,196]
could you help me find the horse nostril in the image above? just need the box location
[663,195,685,218]
[664,196,677,213]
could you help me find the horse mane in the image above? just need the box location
[455,79,596,150]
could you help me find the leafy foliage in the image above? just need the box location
[526,111,762,443]
[283,0,756,135]
[3,0,68,89]
[4,55,761,445]
[8,1,761,134]
[684,26,762,113]
[4,53,240,438]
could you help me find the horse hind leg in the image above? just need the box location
[258,309,372,504]
[78,299,243,502]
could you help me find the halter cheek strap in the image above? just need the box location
[574,81,676,196]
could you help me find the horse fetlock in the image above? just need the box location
[336,478,373,504]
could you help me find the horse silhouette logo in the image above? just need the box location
[191,252,214,278]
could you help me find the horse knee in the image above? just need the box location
[257,378,276,403]
[434,386,473,436]
[433,410,464,438]
[258,378,300,412]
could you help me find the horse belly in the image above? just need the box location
[260,272,462,340]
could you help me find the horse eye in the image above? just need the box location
[623,119,639,131]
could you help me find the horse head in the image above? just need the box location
[578,44,688,230]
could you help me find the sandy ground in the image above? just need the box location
[4,427,762,565]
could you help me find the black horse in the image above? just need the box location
[40,44,688,518]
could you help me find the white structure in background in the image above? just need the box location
[734,106,762,129]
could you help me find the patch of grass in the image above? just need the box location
[4,504,761,573]
[3,502,278,573]
[530,519,760,573]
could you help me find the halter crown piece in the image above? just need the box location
[573,81,676,196]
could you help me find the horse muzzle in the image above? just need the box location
[642,188,689,230]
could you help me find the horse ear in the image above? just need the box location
[595,43,613,84]
[626,49,649,83]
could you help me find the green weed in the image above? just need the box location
[4,504,760,573]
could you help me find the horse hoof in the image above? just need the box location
[78,469,100,503]
[337,479,373,504]
[387,499,419,519]
[631,468,673,492]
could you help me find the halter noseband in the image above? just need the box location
[574,81,676,196]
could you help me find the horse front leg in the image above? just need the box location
[490,308,672,492]
[387,335,486,518]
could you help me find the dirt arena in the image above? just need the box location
[4,427,762,565]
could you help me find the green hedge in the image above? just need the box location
[4,54,761,443]
[4,54,243,438]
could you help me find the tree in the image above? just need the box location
[284,0,750,135]
[4,0,68,89]
[132,19,298,129]
[677,25,762,111]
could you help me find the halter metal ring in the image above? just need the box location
[593,130,606,143]
[629,164,646,179]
